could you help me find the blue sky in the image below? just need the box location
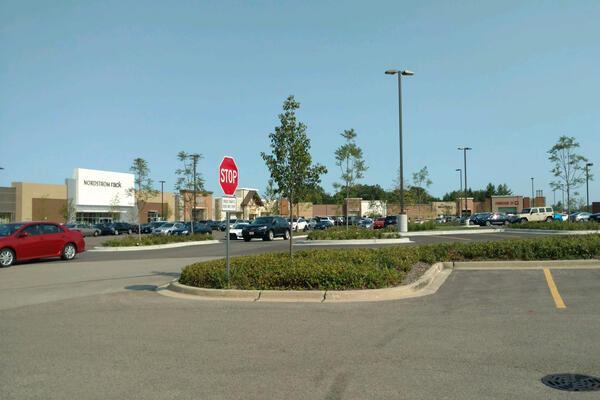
[1,0,599,204]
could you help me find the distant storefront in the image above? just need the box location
[491,195,523,214]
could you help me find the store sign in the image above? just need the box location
[75,168,135,207]
[496,201,519,205]
[222,196,237,211]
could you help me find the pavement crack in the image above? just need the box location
[321,290,327,303]
[255,291,262,302]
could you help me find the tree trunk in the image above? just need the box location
[345,184,349,231]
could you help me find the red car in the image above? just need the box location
[0,222,86,267]
[373,217,386,229]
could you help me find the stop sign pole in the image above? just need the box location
[219,156,238,287]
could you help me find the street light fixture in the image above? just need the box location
[586,162,593,211]
[159,180,166,221]
[386,68,414,232]
[458,147,472,223]
[455,169,462,217]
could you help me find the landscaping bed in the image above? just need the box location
[179,234,600,290]
[306,222,448,240]
[508,221,599,230]
[102,233,214,247]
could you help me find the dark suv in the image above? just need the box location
[384,215,399,227]
[110,222,133,235]
[242,216,291,241]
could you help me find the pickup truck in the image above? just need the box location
[514,207,555,223]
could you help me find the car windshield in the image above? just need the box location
[161,223,174,228]
[233,223,248,229]
[0,223,25,237]
[253,217,273,224]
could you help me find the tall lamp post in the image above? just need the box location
[159,180,165,221]
[530,177,535,207]
[586,163,593,211]
[458,147,472,224]
[385,68,414,232]
[455,168,462,217]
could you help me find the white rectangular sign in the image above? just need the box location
[222,196,237,212]
[75,168,135,207]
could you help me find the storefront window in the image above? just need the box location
[76,212,118,225]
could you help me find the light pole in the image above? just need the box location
[159,180,165,221]
[458,147,472,224]
[385,68,414,232]
[586,163,593,212]
[456,168,462,217]
[531,177,534,207]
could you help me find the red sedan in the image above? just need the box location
[0,222,86,267]
[373,217,386,229]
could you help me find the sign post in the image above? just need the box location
[219,157,239,287]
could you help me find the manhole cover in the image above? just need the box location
[541,374,600,392]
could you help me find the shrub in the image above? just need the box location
[509,220,599,231]
[179,234,600,290]
[102,233,214,247]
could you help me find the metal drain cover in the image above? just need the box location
[541,374,600,392]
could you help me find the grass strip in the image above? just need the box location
[180,234,600,290]
[508,220,599,230]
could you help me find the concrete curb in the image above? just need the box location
[90,240,220,252]
[453,259,600,270]
[295,238,413,246]
[503,229,600,235]
[159,262,451,303]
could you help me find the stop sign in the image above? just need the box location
[219,156,238,195]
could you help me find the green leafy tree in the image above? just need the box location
[60,198,77,223]
[261,95,327,257]
[109,194,121,222]
[412,166,432,219]
[129,158,158,239]
[333,129,367,229]
[175,151,205,233]
[548,136,591,215]
[263,179,280,215]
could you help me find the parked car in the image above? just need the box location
[307,218,318,229]
[314,220,334,230]
[384,215,399,227]
[172,222,212,236]
[141,221,165,233]
[0,222,86,267]
[229,222,250,239]
[318,216,335,225]
[63,223,101,237]
[207,220,221,230]
[474,212,511,226]
[292,218,308,231]
[153,222,186,235]
[109,222,133,235]
[373,217,386,229]
[515,207,555,223]
[94,224,116,235]
[359,218,374,229]
[589,213,600,223]
[569,212,591,222]
[242,216,290,241]
[219,219,238,231]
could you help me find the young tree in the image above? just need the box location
[261,95,327,257]
[412,166,432,219]
[109,194,121,222]
[60,198,77,223]
[175,151,205,233]
[548,136,590,215]
[333,129,367,229]
[263,179,280,216]
[129,158,158,239]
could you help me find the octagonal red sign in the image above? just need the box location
[219,156,238,196]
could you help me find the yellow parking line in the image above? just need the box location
[479,233,522,239]
[429,235,471,241]
[543,269,566,309]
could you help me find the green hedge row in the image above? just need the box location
[102,233,214,247]
[307,222,442,240]
[179,234,600,290]
[508,220,599,231]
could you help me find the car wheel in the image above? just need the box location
[520,218,527,224]
[283,229,290,240]
[94,230,99,237]
[61,243,77,260]
[0,248,15,267]
[114,230,119,235]
[545,217,553,222]
[266,230,274,241]
[128,229,132,235]
[485,221,491,226]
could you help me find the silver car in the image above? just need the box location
[64,223,101,237]
[153,222,186,235]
